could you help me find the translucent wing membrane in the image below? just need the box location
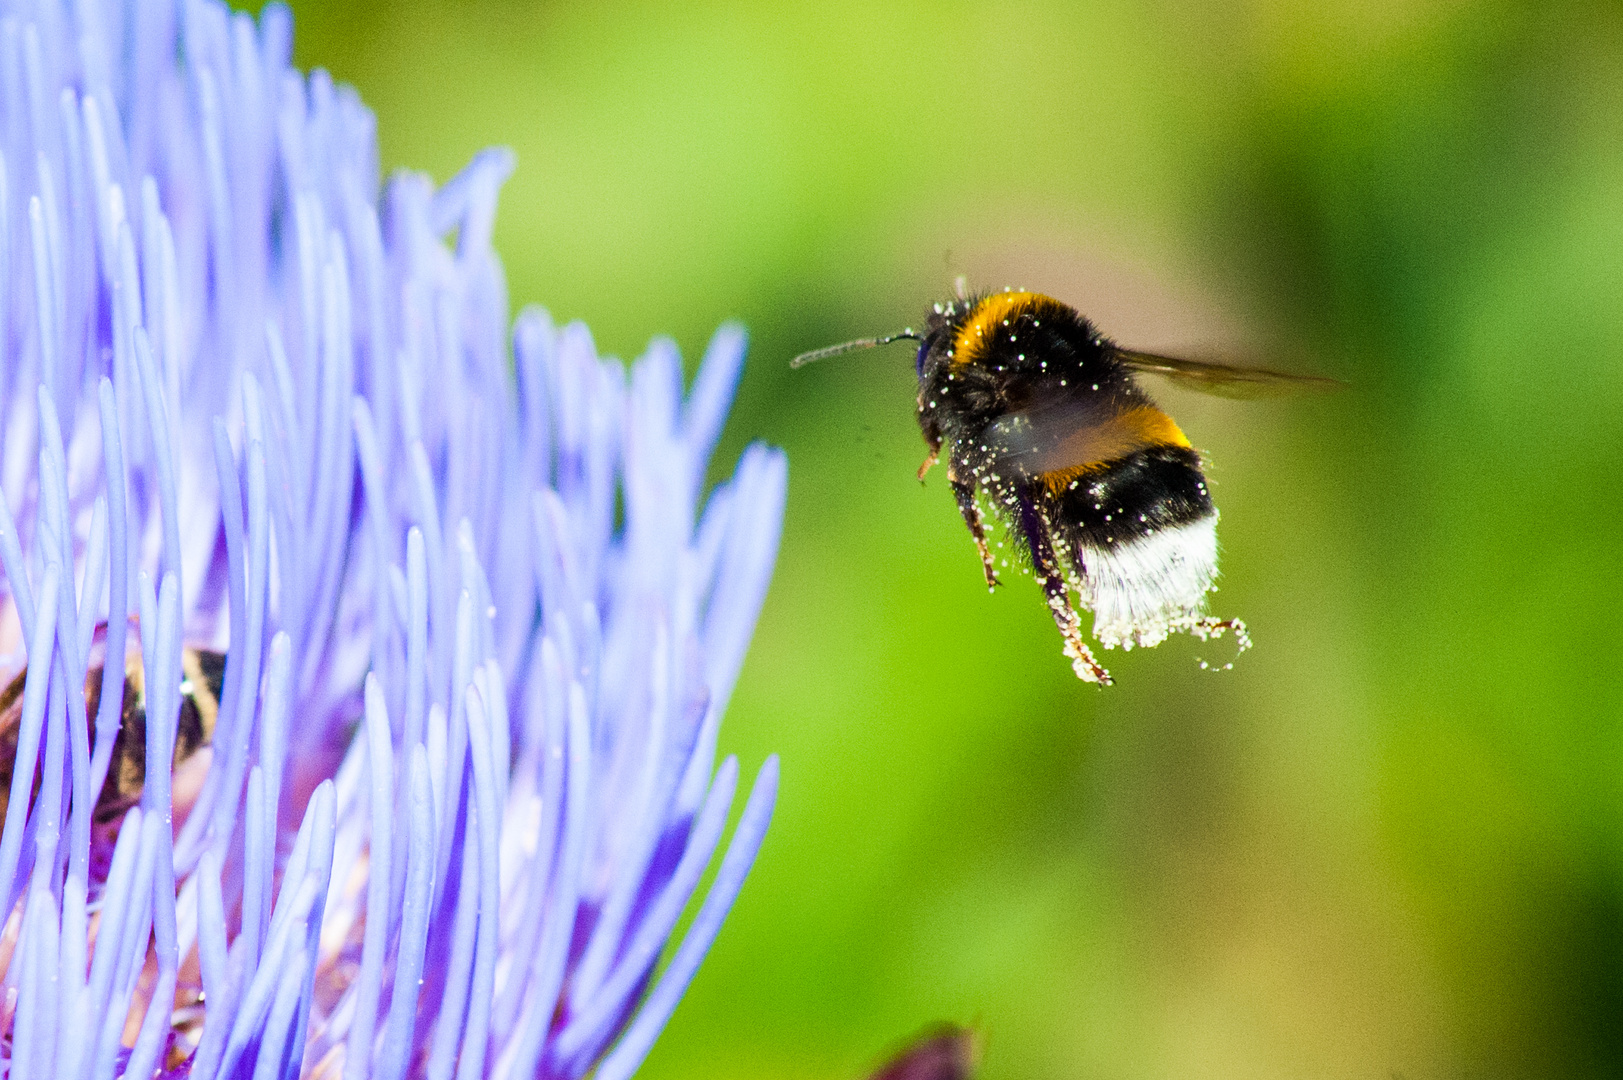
[980,398,1128,479]
[1117,349,1343,398]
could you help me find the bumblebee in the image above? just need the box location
[795,288,1334,685]
[0,639,224,830]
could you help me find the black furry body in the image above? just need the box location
[1053,445,1212,551]
[913,293,1213,556]
[902,290,1236,684]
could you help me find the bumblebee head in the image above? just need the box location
[915,302,963,378]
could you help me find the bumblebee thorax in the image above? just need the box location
[920,292,1116,382]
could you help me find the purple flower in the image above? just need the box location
[0,2,785,1078]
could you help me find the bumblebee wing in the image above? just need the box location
[982,399,1135,480]
[1117,348,1342,398]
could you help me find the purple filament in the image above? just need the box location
[0,2,786,1078]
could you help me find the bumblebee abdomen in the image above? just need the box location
[1044,445,1220,650]
[1047,444,1213,550]
[0,643,225,830]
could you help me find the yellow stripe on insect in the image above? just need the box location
[1038,407,1192,494]
[951,291,1043,368]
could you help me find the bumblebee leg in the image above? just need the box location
[1015,488,1111,685]
[917,445,939,482]
[917,415,942,482]
[1188,616,1252,672]
[951,480,1000,590]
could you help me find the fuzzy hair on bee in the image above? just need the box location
[796,288,1336,685]
[0,632,224,867]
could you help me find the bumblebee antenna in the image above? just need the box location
[790,330,923,369]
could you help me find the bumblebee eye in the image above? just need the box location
[915,340,930,376]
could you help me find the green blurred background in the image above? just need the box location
[288,1,1623,1076]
